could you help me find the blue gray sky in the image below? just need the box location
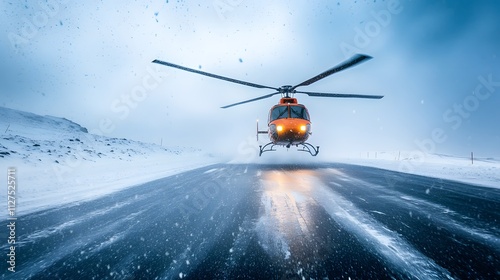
[1,0,499,158]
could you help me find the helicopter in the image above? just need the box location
[152,54,383,156]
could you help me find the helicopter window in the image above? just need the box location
[290,106,310,120]
[270,106,289,121]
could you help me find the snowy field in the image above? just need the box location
[336,151,500,190]
[1,106,498,220]
[0,107,218,219]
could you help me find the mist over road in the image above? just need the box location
[2,163,499,279]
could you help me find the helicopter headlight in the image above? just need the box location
[300,125,307,132]
[276,125,283,132]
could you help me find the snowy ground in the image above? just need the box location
[336,151,500,189]
[0,107,218,219]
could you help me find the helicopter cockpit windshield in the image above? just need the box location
[290,105,310,120]
[270,106,288,121]
[270,105,310,122]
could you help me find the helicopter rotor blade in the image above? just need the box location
[152,59,279,91]
[221,92,280,109]
[295,90,384,99]
[291,54,372,90]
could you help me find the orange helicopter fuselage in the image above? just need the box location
[267,98,312,146]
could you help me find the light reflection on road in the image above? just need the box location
[257,169,322,260]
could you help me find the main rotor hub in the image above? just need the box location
[278,85,296,98]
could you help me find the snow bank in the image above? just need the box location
[336,151,500,189]
[0,107,218,219]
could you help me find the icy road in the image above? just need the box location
[2,163,499,279]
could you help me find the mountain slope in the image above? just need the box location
[0,106,217,218]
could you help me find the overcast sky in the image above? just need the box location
[1,0,499,159]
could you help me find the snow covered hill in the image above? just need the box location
[0,106,218,218]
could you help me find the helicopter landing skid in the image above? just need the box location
[259,142,277,156]
[259,142,320,156]
[297,143,320,156]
